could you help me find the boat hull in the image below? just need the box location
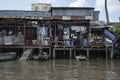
[0,52,17,61]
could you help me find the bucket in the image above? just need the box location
[32,40,37,46]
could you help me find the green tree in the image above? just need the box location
[113,22,120,37]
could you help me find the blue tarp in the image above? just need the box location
[84,38,88,46]
[104,29,118,43]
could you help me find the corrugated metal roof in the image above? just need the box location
[51,7,95,16]
[51,7,94,10]
[0,10,51,18]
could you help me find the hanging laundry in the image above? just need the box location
[84,38,88,46]
[45,27,48,37]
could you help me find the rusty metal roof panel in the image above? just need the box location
[0,10,51,18]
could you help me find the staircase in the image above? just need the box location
[19,49,33,60]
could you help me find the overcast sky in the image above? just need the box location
[0,0,120,22]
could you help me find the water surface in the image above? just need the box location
[0,59,120,80]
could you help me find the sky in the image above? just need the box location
[0,0,120,22]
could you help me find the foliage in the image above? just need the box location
[113,22,120,37]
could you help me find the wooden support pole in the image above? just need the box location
[53,48,55,59]
[74,48,76,58]
[106,47,108,60]
[69,48,72,58]
[87,49,89,58]
[49,47,51,58]
[110,49,113,59]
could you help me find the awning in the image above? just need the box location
[91,26,105,28]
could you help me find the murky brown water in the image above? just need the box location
[0,59,120,80]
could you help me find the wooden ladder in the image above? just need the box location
[19,49,33,60]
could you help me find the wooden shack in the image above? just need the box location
[0,7,114,60]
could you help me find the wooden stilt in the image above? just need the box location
[106,47,108,60]
[69,49,72,58]
[53,48,55,59]
[87,49,89,58]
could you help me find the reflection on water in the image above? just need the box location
[0,60,120,80]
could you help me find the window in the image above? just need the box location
[35,7,38,11]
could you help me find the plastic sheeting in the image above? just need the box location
[104,29,117,43]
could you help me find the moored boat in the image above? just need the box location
[0,52,17,61]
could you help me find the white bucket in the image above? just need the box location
[32,40,37,45]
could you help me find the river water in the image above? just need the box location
[0,59,120,80]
